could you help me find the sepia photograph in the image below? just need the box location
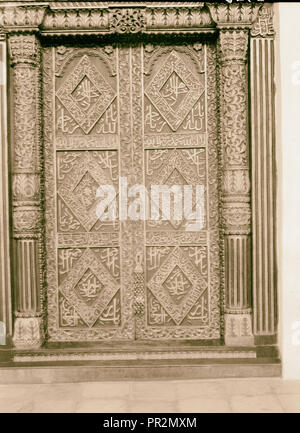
[0,0,299,421]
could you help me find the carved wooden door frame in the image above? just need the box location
[0,2,277,350]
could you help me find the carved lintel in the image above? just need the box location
[0,3,263,35]
[12,317,44,349]
[224,313,254,346]
[22,3,213,34]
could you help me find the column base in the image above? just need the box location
[224,313,254,346]
[12,317,44,349]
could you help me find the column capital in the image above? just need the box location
[0,5,46,33]
[208,3,261,29]
[8,33,40,66]
[219,29,249,63]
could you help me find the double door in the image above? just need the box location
[43,40,221,342]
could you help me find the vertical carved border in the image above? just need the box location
[42,46,54,343]
[250,4,277,342]
[0,33,12,343]
[130,45,146,335]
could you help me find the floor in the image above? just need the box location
[0,378,299,413]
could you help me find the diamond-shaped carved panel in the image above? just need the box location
[58,152,114,232]
[145,51,203,131]
[147,247,207,325]
[56,55,116,134]
[59,248,119,327]
[146,150,204,230]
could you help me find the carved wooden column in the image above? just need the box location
[9,33,44,348]
[208,3,260,346]
[218,28,254,346]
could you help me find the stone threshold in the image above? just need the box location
[0,358,281,383]
[0,345,281,382]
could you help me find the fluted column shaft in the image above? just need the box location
[9,34,44,348]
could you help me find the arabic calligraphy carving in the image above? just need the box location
[56,55,116,134]
[145,50,204,131]
[251,3,275,38]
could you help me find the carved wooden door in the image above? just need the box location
[43,41,221,343]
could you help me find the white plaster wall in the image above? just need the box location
[276,2,300,379]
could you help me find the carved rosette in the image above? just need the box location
[9,33,44,348]
[110,8,146,34]
[218,27,254,346]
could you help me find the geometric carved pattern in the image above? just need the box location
[146,245,209,330]
[145,148,206,231]
[147,247,207,325]
[57,152,113,231]
[145,51,203,131]
[56,55,116,134]
[110,8,146,34]
[59,248,119,327]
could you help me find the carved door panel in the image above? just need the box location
[135,43,220,340]
[43,45,135,342]
[43,41,221,342]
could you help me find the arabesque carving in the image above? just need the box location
[110,8,146,33]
